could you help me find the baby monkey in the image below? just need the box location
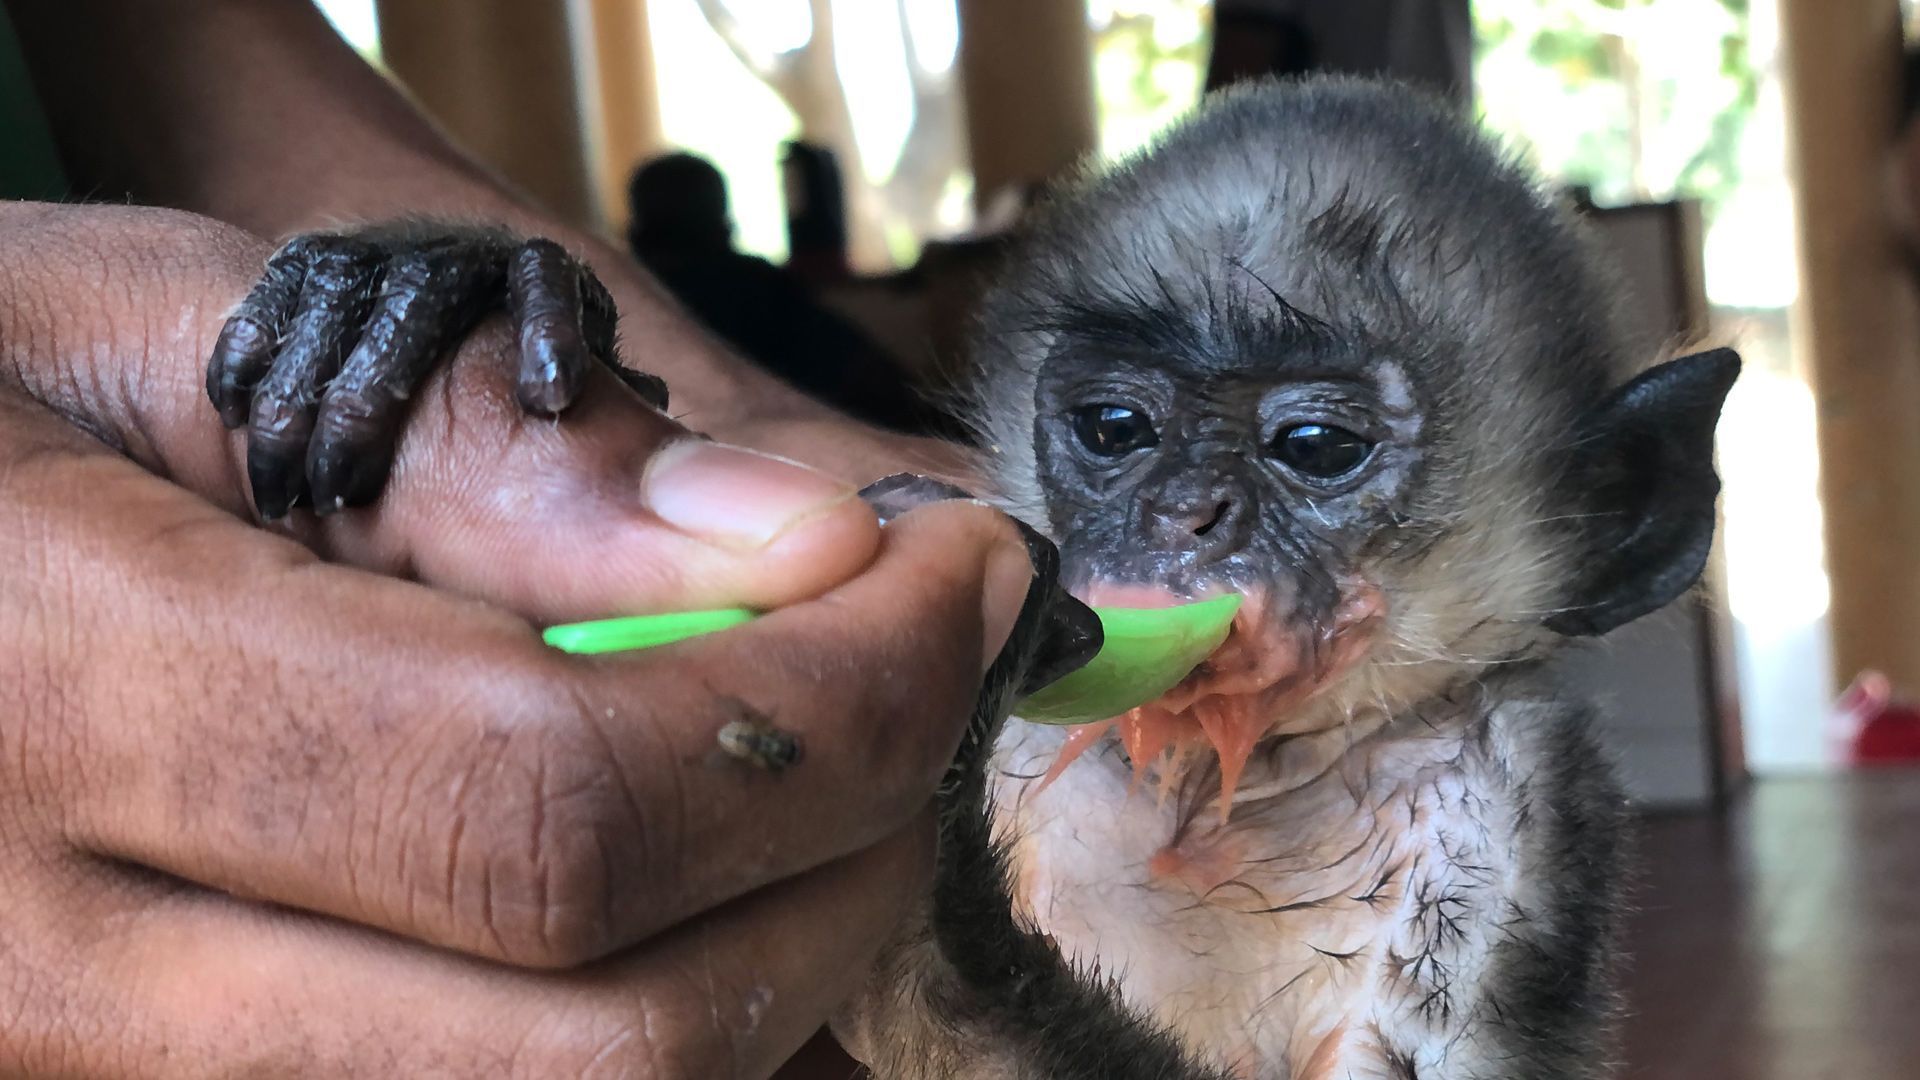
[210,78,1737,1080]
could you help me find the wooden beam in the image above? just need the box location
[955,0,1099,212]
[373,0,600,229]
[571,0,665,236]
[1778,0,1920,693]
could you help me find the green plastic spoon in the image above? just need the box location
[541,607,758,654]
[541,594,1241,727]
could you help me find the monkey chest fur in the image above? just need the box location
[990,716,1530,1080]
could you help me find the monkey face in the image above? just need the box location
[1019,308,1447,802]
[1032,342,1421,603]
[1014,295,1609,808]
[972,80,1737,809]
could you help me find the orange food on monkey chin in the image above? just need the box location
[1032,700,1267,822]
[1032,588,1303,820]
[1027,583,1389,821]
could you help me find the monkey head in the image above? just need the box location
[968,78,1739,802]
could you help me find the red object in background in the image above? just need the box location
[1834,671,1920,765]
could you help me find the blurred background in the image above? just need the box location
[320,1,1919,1075]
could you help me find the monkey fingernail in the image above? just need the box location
[613,367,670,410]
[247,452,305,521]
[515,356,581,415]
[858,472,981,525]
[1017,594,1104,696]
[641,439,858,549]
[309,446,393,515]
[514,329,588,416]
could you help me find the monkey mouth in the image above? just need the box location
[1034,582,1383,820]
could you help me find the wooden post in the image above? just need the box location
[571,0,666,236]
[955,0,1100,212]
[1778,0,1920,693]
[373,0,601,229]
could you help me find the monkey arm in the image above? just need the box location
[3,0,956,484]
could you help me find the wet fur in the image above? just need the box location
[837,78,1730,1079]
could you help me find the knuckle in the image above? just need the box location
[211,315,273,361]
[110,206,260,272]
[314,386,380,435]
[382,249,441,291]
[437,677,665,968]
[246,415,307,456]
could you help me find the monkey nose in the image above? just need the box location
[1144,494,1249,555]
[1191,500,1232,536]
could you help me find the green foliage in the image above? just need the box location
[1526,27,1613,79]
[1474,0,1758,221]
[1090,0,1210,160]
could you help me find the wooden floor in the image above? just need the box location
[1622,771,1920,1079]
[784,772,1920,1078]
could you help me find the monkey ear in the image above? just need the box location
[1546,348,1742,637]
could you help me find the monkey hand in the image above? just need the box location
[862,472,1104,717]
[206,220,670,520]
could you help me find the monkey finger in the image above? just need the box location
[307,244,507,513]
[17,818,929,1078]
[507,238,596,416]
[244,237,384,519]
[580,264,672,411]
[612,363,673,408]
[204,237,316,428]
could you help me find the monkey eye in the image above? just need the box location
[1269,423,1372,479]
[1070,404,1159,457]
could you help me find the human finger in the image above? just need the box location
[14,436,1029,967]
[4,816,930,1079]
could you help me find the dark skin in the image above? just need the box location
[0,0,1066,1074]
[0,201,1070,1076]
[189,215,1122,1080]
[1033,331,1411,604]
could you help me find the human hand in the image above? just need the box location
[0,201,889,623]
[6,0,980,497]
[0,203,1070,1075]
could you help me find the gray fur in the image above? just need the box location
[838,76,1734,1079]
